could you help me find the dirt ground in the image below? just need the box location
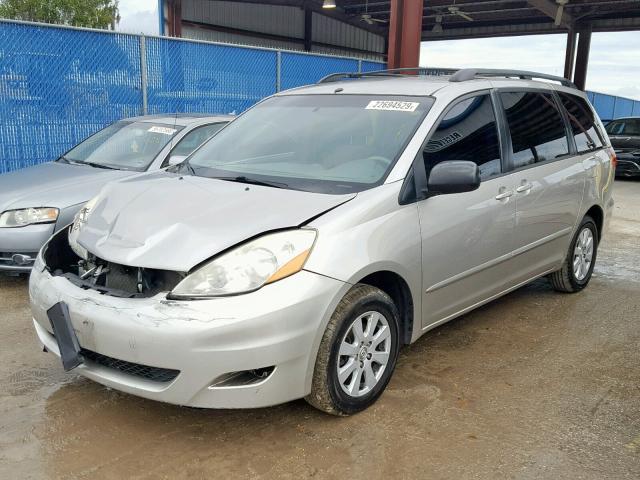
[1,181,638,480]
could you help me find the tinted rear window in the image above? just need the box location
[500,91,569,169]
[558,93,604,152]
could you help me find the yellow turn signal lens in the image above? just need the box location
[266,248,311,284]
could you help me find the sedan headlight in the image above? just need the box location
[0,207,59,228]
[170,229,317,298]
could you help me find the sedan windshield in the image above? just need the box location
[60,121,184,171]
[184,95,433,193]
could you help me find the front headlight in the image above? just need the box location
[170,229,317,298]
[0,207,59,228]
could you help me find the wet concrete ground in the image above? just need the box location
[1,181,639,480]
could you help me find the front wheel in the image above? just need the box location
[306,284,400,415]
[548,216,598,293]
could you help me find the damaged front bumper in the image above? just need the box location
[29,233,348,409]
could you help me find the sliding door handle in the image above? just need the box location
[516,183,533,193]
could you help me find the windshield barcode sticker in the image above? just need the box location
[148,126,177,135]
[366,100,420,112]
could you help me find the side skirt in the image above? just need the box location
[418,267,557,337]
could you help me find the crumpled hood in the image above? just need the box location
[0,162,133,212]
[78,171,356,271]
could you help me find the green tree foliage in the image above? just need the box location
[0,0,119,29]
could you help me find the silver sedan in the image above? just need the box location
[0,114,231,273]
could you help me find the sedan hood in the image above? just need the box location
[0,162,133,212]
[77,172,356,271]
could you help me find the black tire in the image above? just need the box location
[548,216,598,293]
[305,284,401,416]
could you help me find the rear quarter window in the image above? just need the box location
[558,93,604,152]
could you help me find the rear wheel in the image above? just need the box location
[548,216,598,293]
[306,284,400,415]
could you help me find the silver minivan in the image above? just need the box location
[29,69,615,415]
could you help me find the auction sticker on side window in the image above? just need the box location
[148,126,177,135]
[365,100,420,112]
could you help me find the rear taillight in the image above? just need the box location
[607,147,617,168]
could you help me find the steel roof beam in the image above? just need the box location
[422,14,640,40]
[526,0,574,28]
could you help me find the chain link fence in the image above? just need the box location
[0,19,384,174]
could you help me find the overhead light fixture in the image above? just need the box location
[323,0,337,9]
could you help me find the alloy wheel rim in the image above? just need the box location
[573,227,594,281]
[336,311,391,398]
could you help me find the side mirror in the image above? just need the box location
[427,160,481,196]
[168,155,187,166]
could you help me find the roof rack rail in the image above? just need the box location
[449,68,576,88]
[318,67,458,84]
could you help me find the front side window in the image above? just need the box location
[605,118,640,136]
[61,121,184,171]
[183,95,434,194]
[423,94,502,180]
[559,93,604,152]
[170,123,226,158]
[500,91,569,169]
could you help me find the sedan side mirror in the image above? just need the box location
[427,160,481,196]
[168,155,187,166]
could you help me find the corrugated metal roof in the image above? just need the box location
[182,0,305,39]
[180,0,384,59]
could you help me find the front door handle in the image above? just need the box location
[516,182,533,193]
[495,190,513,201]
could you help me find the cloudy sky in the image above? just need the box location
[116,0,640,100]
[420,32,640,100]
[116,0,159,36]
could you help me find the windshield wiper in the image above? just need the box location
[57,155,82,165]
[182,162,197,175]
[58,156,119,170]
[77,160,119,170]
[215,175,288,189]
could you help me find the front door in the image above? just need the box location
[416,93,518,328]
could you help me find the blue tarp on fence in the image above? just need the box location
[0,20,383,174]
[1,19,638,174]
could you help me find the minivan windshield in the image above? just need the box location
[183,94,433,193]
[605,118,640,136]
[60,121,184,171]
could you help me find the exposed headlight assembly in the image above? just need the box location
[0,207,59,228]
[170,229,317,298]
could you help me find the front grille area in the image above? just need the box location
[81,348,180,383]
[0,251,36,268]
